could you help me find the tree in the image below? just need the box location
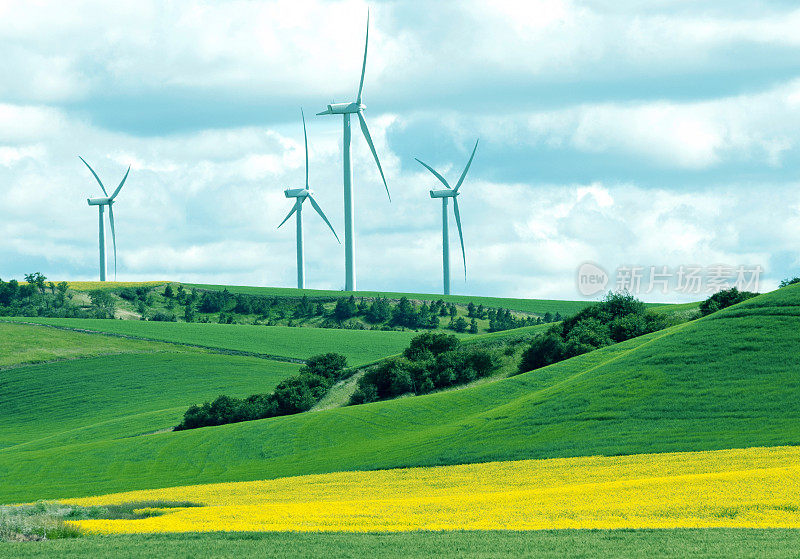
[519,333,565,372]
[698,287,757,317]
[451,316,468,333]
[366,298,391,323]
[391,297,419,328]
[469,318,479,334]
[467,302,476,317]
[334,297,357,321]
[89,289,115,318]
[25,272,47,295]
[403,332,459,361]
[163,284,174,298]
[300,353,348,379]
[779,277,800,288]
[184,304,196,323]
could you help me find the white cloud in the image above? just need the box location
[2,1,800,299]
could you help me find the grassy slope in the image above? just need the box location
[186,283,595,315]
[1,350,300,453]
[2,285,797,502]
[0,323,166,367]
[0,318,421,366]
[7,530,800,559]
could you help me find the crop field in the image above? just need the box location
[2,284,798,556]
[0,317,420,365]
[7,530,799,558]
[186,283,595,316]
[65,281,168,292]
[2,285,798,503]
[63,446,800,533]
[0,322,301,454]
[0,322,164,367]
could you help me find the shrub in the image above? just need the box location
[350,335,497,405]
[301,353,348,380]
[519,292,666,374]
[150,311,177,322]
[175,353,348,430]
[699,287,758,316]
[403,332,459,361]
[779,277,800,288]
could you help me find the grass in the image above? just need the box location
[0,346,299,452]
[0,317,422,365]
[3,530,800,558]
[1,285,797,503]
[0,322,169,368]
[186,283,596,315]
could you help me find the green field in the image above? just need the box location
[2,285,797,503]
[0,322,164,368]
[0,318,421,366]
[187,283,596,315]
[0,324,301,453]
[4,530,799,558]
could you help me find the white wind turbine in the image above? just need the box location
[278,109,340,289]
[317,10,389,292]
[81,157,130,282]
[415,139,479,295]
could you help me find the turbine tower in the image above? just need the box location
[81,157,130,282]
[317,10,389,292]
[278,109,340,289]
[415,139,479,295]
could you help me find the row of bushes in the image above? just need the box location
[350,333,498,404]
[519,292,667,373]
[175,353,347,430]
[699,287,758,316]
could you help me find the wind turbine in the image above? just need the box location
[81,157,130,282]
[317,10,389,292]
[415,139,479,295]
[278,109,340,289]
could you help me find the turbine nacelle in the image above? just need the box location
[430,189,457,199]
[87,197,111,206]
[284,188,312,199]
[317,102,365,115]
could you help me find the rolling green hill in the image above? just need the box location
[0,322,164,368]
[1,285,797,503]
[186,283,595,316]
[0,323,301,454]
[0,318,421,366]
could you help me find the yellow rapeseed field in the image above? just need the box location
[65,446,800,534]
[66,281,167,291]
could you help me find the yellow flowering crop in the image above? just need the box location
[65,445,800,534]
[66,281,167,292]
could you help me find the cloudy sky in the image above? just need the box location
[2,0,800,301]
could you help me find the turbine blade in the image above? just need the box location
[277,200,299,229]
[452,197,467,280]
[109,166,130,200]
[301,108,309,188]
[357,111,390,201]
[79,156,108,196]
[308,194,340,243]
[454,139,479,192]
[108,203,118,281]
[357,10,369,104]
[414,157,450,189]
